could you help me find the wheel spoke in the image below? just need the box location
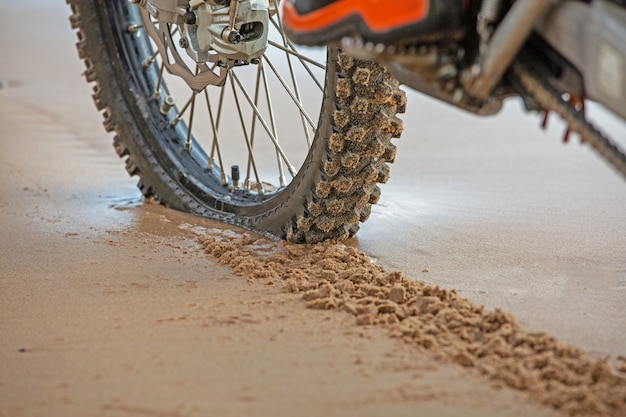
[267,39,325,72]
[244,61,287,188]
[260,62,287,187]
[262,55,317,132]
[171,93,193,126]
[231,71,297,177]
[267,21,325,94]
[229,73,265,194]
[143,49,159,68]
[184,66,200,151]
[153,61,165,100]
[244,65,263,191]
[268,5,312,147]
[204,88,228,185]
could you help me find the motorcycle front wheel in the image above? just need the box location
[68,0,405,243]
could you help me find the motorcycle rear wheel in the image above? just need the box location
[68,0,405,242]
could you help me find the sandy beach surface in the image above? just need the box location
[1,2,625,417]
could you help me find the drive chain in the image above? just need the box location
[512,61,626,180]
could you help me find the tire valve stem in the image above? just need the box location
[160,96,176,115]
[231,165,240,189]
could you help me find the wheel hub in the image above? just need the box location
[136,0,271,92]
[194,0,269,63]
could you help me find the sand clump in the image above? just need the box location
[197,230,626,417]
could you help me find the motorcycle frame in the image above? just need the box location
[462,0,552,100]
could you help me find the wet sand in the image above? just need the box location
[1,2,625,416]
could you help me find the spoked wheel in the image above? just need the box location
[68,0,405,242]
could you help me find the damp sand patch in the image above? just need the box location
[196,229,626,417]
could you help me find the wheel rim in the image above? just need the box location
[114,0,329,212]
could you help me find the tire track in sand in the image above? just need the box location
[196,229,626,417]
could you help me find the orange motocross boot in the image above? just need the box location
[283,0,470,47]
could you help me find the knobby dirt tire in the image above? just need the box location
[68,0,406,243]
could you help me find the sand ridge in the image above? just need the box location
[198,229,626,417]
